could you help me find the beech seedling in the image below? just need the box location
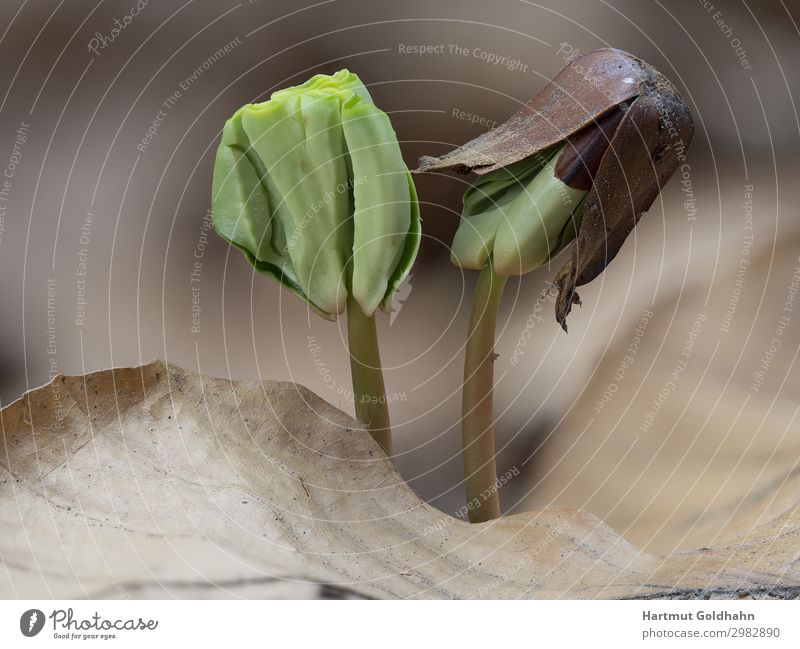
[419,48,694,521]
[212,69,420,454]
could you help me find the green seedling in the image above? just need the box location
[212,69,420,455]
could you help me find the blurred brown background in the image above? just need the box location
[1,0,798,555]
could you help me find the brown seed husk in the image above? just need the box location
[554,91,692,328]
[417,48,693,329]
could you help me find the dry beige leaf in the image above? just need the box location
[1,361,798,599]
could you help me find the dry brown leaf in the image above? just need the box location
[1,361,798,599]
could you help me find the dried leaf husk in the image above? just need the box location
[417,48,693,329]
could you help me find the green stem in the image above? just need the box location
[462,262,508,523]
[346,293,392,456]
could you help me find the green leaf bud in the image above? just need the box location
[451,145,586,276]
[211,69,420,320]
